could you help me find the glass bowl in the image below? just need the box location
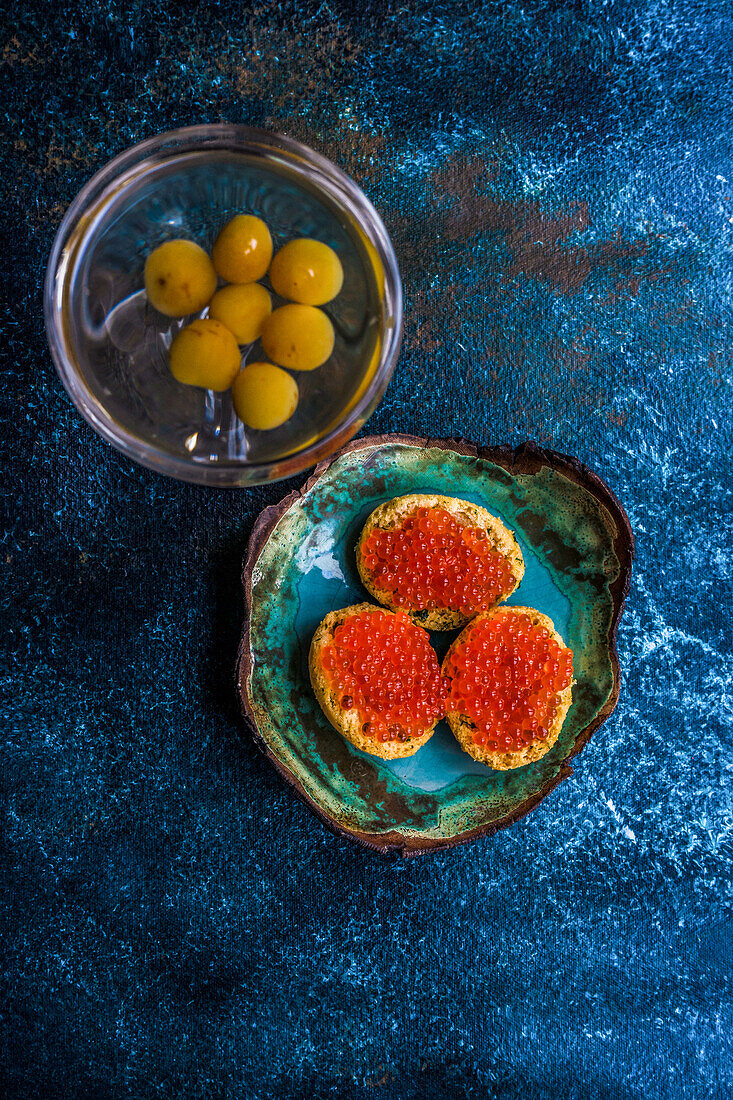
[44,125,403,486]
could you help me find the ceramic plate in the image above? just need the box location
[237,435,633,855]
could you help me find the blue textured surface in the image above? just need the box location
[2,1,732,1097]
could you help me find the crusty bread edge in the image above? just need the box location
[355,494,525,631]
[443,605,574,771]
[308,602,437,760]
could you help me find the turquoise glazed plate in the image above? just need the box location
[237,435,633,855]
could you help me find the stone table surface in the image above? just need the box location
[3,1,732,1097]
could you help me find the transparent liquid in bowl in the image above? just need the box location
[68,151,381,466]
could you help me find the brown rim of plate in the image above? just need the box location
[235,434,635,858]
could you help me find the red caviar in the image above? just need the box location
[321,609,447,743]
[444,611,573,753]
[363,507,515,615]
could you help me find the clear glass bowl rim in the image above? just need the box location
[44,123,403,487]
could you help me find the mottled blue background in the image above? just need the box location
[3,1,733,1097]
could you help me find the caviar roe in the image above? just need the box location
[444,611,573,753]
[320,609,447,743]
[362,507,515,615]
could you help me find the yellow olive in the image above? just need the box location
[168,318,241,391]
[208,283,272,344]
[269,238,344,305]
[212,215,272,283]
[232,362,299,430]
[144,240,217,317]
[261,304,334,371]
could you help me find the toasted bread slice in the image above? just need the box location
[443,605,573,770]
[309,602,439,760]
[356,493,524,631]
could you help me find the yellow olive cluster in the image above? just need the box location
[143,215,343,431]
